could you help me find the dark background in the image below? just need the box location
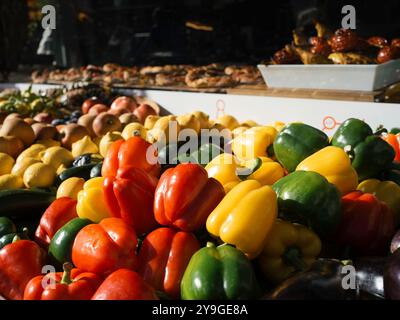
[2,0,400,74]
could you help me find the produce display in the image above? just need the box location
[1,91,400,301]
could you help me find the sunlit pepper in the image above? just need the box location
[296,146,358,195]
[76,177,112,223]
[382,133,400,162]
[357,179,400,225]
[257,220,322,284]
[206,180,277,258]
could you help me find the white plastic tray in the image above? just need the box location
[258,59,400,92]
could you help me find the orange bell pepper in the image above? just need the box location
[382,133,400,162]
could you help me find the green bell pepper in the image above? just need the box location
[332,118,395,181]
[272,171,342,238]
[182,143,223,167]
[48,217,92,265]
[181,242,260,300]
[0,217,17,250]
[274,123,329,173]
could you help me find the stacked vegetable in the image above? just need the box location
[1,95,400,300]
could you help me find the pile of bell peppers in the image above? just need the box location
[2,117,400,301]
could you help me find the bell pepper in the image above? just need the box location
[296,146,358,195]
[231,126,277,161]
[206,180,277,258]
[92,269,159,300]
[35,197,78,248]
[0,217,17,250]
[76,177,112,223]
[181,242,260,300]
[48,217,92,266]
[137,227,200,299]
[72,217,138,276]
[103,166,159,235]
[175,143,224,167]
[101,137,160,178]
[331,118,395,181]
[0,236,46,300]
[154,163,225,232]
[272,171,342,238]
[382,132,400,162]
[358,179,400,225]
[274,123,329,173]
[257,220,322,284]
[206,154,284,193]
[23,262,102,300]
[335,191,396,256]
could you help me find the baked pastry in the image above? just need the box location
[328,52,376,64]
[185,67,237,88]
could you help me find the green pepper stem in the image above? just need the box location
[206,242,216,248]
[283,247,307,272]
[60,262,74,285]
[11,234,20,243]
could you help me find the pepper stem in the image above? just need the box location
[11,234,20,243]
[60,262,74,285]
[206,242,216,248]
[283,247,307,272]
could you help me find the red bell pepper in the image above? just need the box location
[103,166,159,235]
[35,197,78,248]
[336,191,396,256]
[138,227,200,298]
[382,133,400,162]
[154,163,225,232]
[102,137,160,178]
[91,269,159,300]
[72,217,138,276]
[0,237,46,300]
[23,262,102,300]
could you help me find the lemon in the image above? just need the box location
[57,177,85,200]
[11,157,40,177]
[36,139,61,148]
[23,163,56,188]
[41,146,74,170]
[0,174,24,190]
[215,115,240,131]
[16,144,46,163]
[0,153,15,175]
[71,136,99,158]
[122,123,146,140]
[100,132,123,157]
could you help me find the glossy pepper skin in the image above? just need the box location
[154,164,225,232]
[102,137,160,178]
[258,220,322,284]
[382,132,400,162]
[296,146,358,195]
[335,191,396,256]
[137,227,200,299]
[103,166,159,235]
[274,123,329,173]
[0,239,46,300]
[76,177,112,223]
[48,217,92,266]
[331,118,395,181]
[272,171,342,238]
[23,263,102,300]
[206,180,277,258]
[358,179,400,225]
[0,217,16,250]
[35,197,78,248]
[92,269,159,300]
[72,217,138,276]
[181,243,260,300]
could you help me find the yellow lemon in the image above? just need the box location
[16,144,46,163]
[0,174,24,190]
[57,177,85,200]
[71,136,99,158]
[23,163,56,188]
[0,153,15,175]
[11,157,41,177]
[100,132,123,158]
[36,139,61,148]
[41,146,74,170]
[122,123,146,140]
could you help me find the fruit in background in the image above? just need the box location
[16,144,46,162]
[36,139,60,148]
[121,123,146,140]
[31,123,58,140]
[24,118,36,125]
[71,136,99,158]
[144,115,160,130]
[11,157,40,177]
[0,174,24,190]
[191,111,210,129]
[33,113,53,124]
[56,177,85,200]
[88,104,109,116]
[4,113,22,121]
[215,115,240,131]
[23,162,56,188]
[92,113,121,137]
[119,113,139,126]
[0,118,35,147]
[147,115,181,144]
[110,96,137,112]
[82,97,102,114]
[108,106,131,117]
[0,153,15,175]
[0,136,24,158]
[99,132,123,158]
[177,114,201,135]
[77,114,97,137]
[133,104,158,124]
[58,124,89,149]
[41,146,74,170]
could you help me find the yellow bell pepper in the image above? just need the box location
[245,157,284,186]
[206,180,277,259]
[257,220,322,284]
[296,146,358,195]
[357,179,400,224]
[231,126,277,161]
[76,177,112,223]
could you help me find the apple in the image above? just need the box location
[133,104,157,124]
[110,96,137,112]
[82,97,102,114]
[92,113,122,137]
[88,104,109,116]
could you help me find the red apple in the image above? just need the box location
[133,104,157,124]
[88,104,109,115]
[110,96,138,112]
[108,106,131,117]
[82,97,102,114]
[33,112,53,124]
